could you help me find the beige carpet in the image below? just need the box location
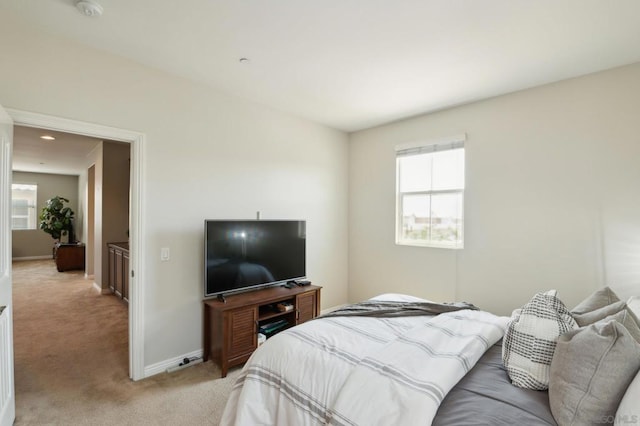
[12,259,240,425]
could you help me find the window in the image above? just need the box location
[396,136,465,248]
[12,184,38,230]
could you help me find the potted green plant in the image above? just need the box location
[39,196,75,243]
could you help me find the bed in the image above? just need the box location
[219,293,559,425]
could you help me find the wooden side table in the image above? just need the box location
[54,243,85,272]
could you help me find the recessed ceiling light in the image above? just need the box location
[75,0,103,17]
[40,135,55,141]
[239,58,250,63]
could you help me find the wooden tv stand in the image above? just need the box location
[203,285,321,377]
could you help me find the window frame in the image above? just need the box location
[395,135,466,249]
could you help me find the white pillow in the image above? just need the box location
[369,293,433,303]
[615,369,640,426]
[627,296,640,318]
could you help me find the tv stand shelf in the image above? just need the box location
[259,309,290,322]
[203,285,321,377]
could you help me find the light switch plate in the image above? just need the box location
[161,247,170,261]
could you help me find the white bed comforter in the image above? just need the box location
[220,305,508,426]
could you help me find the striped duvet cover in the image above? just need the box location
[220,303,508,426]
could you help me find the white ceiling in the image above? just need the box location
[12,126,102,176]
[3,1,640,132]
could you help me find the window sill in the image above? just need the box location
[396,240,463,250]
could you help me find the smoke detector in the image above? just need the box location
[75,0,103,17]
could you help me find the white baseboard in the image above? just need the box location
[12,255,52,261]
[141,307,343,379]
[141,305,344,379]
[144,349,204,378]
[92,282,111,294]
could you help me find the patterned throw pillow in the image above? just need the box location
[502,290,578,390]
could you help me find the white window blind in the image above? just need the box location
[395,135,465,248]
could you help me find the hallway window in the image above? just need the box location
[12,184,38,230]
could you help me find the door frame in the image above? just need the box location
[0,104,15,426]
[7,108,146,381]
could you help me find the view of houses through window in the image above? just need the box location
[11,183,38,230]
[396,140,464,248]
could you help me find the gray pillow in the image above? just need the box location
[572,300,626,327]
[615,369,640,425]
[572,286,621,315]
[605,310,640,344]
[549,320,640,426]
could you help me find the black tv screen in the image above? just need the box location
[204,220,306,298]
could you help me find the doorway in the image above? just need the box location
[7,108,145,380]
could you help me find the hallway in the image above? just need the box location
[12,259,128,423]
[11,259,238,425]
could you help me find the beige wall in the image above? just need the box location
[349,63,640,315]
[0,15,349,367]
[86,144,104,286]
[85,165,95,277]
[100,142,130,289]
[12,171,79,258]
[85,141,130,289]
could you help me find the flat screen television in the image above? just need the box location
[204,220,306,299]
